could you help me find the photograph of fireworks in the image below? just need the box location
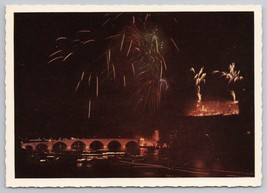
[13,10,256,179]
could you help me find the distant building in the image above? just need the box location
[139,130,159,148]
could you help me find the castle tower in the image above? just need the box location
[153,130,160,144]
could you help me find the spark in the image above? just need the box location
[48,56,64,64]
[120,33,125,51]
[80,71,85,81]
[106,49,111,73]
[115,13,123,19]
[96,75,99,97]
[88,73,92,86]
[190,67,195,74]
[131,63,136,76]
[56,37,67,41]
[72,39,80,43]
[105,34,120,40]
[75,81,81,92]
[134,47,140,52]
[230,90,237,102]
[88,99,91,119]
[112,64,116,79]
[191,67,206,102]
[49,50,62,58]
[63,52,74,62]
[103,13,110,17]
[78,30,91,33]
[170,37,180,53]
[123,75,126,87]
[82,39,95,44]
[159,53,167,70]
[160,78,169,90]
[160,63,163,78]
[102,17,111,26]
[197,86,202,103]
[75,71,85,92]
[145,13,150,22]
[126,40,133,57]
[155,38,159,53]
[172,17,178,23]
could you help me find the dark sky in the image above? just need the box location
[14,12,254,138]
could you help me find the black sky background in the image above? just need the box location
[14,12,254,138]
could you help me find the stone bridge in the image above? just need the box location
[21,137,156,153]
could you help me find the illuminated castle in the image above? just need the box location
[188,100,239,117]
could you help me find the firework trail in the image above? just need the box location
[88,99,92,119]
[230,90,237,103]
[190,67,206,103]
[213,62,243,102]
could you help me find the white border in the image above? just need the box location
[5,4,262,187]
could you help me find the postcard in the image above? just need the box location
[5,4,262,187]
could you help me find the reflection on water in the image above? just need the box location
[16,146,253,178]
[140,147,159,157]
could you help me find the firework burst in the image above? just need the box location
[190,67,206,103]
[48,29,101,118]
[106,19,172,113]
[213,62,243,83]
[213,62,243,102]
[48,13,179,118]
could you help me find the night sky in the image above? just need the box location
[14,12,254,138]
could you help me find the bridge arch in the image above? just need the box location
[36,143,48,152]
[53,142,67,152]
[25,145,33,152]
[125,141,139,154]
[108,140,121,151]
[71,140,86,151]
[90,140,104,151]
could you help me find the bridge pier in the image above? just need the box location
[85,145,90,151]
[47,142,53,152]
